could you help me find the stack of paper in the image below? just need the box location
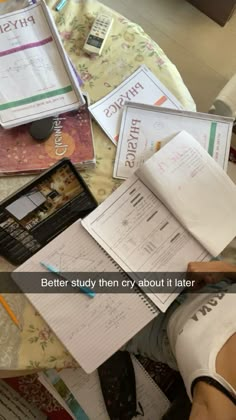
[0,1,84,128]
[38,356,170,420]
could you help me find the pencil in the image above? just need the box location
[0,296,22,330]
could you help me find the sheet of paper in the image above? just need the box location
[89,65,183,144]
[0,1,84,128]
[114,103,233,179]
[82,175,209,312]
[59,356,170,420]
[0,380,46,420]
[136,130,236,257]
[13,220,157,373]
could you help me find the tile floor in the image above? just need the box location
[102,0,236,183]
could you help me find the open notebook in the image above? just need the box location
[13,220,159,373]
[13,130,236,372]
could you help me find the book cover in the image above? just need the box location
[4,375,73,419]
[113,102,233,179]
[0,1,84,128]
[88,65,183,145]
[0,101,96,175]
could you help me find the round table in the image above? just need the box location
[0,0,196,374]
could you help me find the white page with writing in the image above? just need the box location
[114,103,233,179]
[59,356,170,420]
[89,65,183,144]
[136,130,236,257]
[13,220,157,373]
[82,175,210,312]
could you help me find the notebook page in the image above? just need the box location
[59,355,170,420]
[136,130,236,257]
[13,221,157,373]
[82,175,209,312]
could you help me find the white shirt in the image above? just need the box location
[167,282,236,401]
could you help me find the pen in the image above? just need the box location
[0,296,22,331]
[55,0,67,12]
[40,261,96,298]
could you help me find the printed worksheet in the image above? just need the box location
[114,103,233,179]
[89,65,183,144]
[82,175,209,310]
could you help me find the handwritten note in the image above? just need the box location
[136,130,236,256]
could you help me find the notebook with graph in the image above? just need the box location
[13,220,159,373]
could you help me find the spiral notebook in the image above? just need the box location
[13,220,159,373]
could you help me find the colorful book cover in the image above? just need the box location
[0,99,95,175]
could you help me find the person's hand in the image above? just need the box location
[187,261,234,290]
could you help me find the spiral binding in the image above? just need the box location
[131,355,170,406]
[96,242,159,315]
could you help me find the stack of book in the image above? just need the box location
[0,1,96,176]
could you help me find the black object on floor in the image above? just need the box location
[98,351,144,420]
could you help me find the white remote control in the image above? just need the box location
[83,14,113,56]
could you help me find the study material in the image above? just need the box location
[40,261,96,297]
[0,1,84,128]
[0,295,21,329]
[134,130,236,256]
[38,370,88,420]
[0,159,97,265]
[89,65,183,144]
[0,95,96,175]
[37,373,77,419]
[4,373,73,420]
[82,132,236,293]
[13,220,159,373]
[114,103,234,179]
[58,355,170,420]
[0,379,46,420]
[13,132,236,371]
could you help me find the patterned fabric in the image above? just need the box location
[0,0,197,372]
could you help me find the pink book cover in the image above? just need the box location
[0,100,96,175]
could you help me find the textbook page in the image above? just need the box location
[136,131,236,257]
[59,355,170,420]
[114,103,233,179]
[13,220,157,373]
[0,1,84,128]
[82,175,209,312]
[89,65,183,144]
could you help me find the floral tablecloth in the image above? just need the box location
[0,0,196,374]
